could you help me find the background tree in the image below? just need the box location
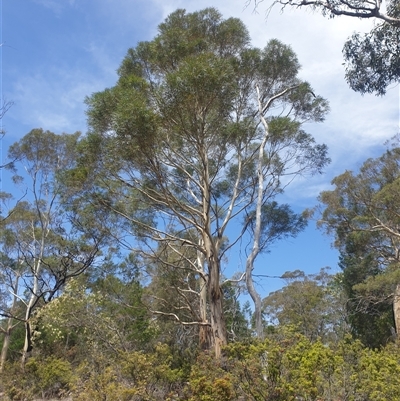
[221,281,252,341]
[2,129,105,367]
[252,0,400,95]
[263,268,349,342]
[81,8,329,356]
[35,267,155,361]
[338,234,395,347]
[319,145,400,344]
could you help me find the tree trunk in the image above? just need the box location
[0,322,13,373]
[246,267,264,339]
[207,257,227,358]
[201,154,227,357]
[393,283,400,337]
[0,274,20,372]
[199,273,212,350]
[243,84,271,340]
[21,314,34,369]
[21,270,40,369]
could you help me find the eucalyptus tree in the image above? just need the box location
[338,235,395,347]
[252,0,400,95]
[263,268,349,342]
[319,145,400,338]
[83,8,329,356]
[0,254,23,372]
[2,128,104,367]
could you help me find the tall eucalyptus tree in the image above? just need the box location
[82,8,329,356]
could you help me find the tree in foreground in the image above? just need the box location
[252,0,400,95]
[82,8,329,356]
[319,144,400,344]
[0,254,23,372]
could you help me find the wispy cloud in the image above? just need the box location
[33,0,76,16]
[10,68,102,134]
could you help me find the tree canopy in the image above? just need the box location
[318,144,400,345]
[252,0,400,95]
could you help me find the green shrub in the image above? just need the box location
[188,353,235,401]
[71,344,186,401]
[2,356,73,400]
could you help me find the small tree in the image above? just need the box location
[263,268,349,342]
[2,129,104,367]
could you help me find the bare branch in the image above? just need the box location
[262,0,400,26]
[151,310,211,326]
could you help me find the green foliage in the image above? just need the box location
[2,356,72,400]
[319,146,400,346]
[355,343,400,400]
[343,16,400,95]
[2,329,400,400]
[260,0,400,95]
[72,344,185,401]
[34,274,156,361]
[0,320,25,363]
[188,353,235,401]
[263,268,348,343]
[223,331,400,401]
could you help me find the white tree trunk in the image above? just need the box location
[394,283,400,337]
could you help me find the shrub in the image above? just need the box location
[2,356,73,400]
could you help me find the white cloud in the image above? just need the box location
[10,69,102,134]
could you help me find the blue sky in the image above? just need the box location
[1,0,399,295]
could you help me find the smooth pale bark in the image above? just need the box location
[394,284,400,337]
[21,204,48,368]
[245,84,299,339]
[198,251,212,350]
[0,274,20,372]
[0,325,12,373]
[21,261,41,368]
[244,85,271,339]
